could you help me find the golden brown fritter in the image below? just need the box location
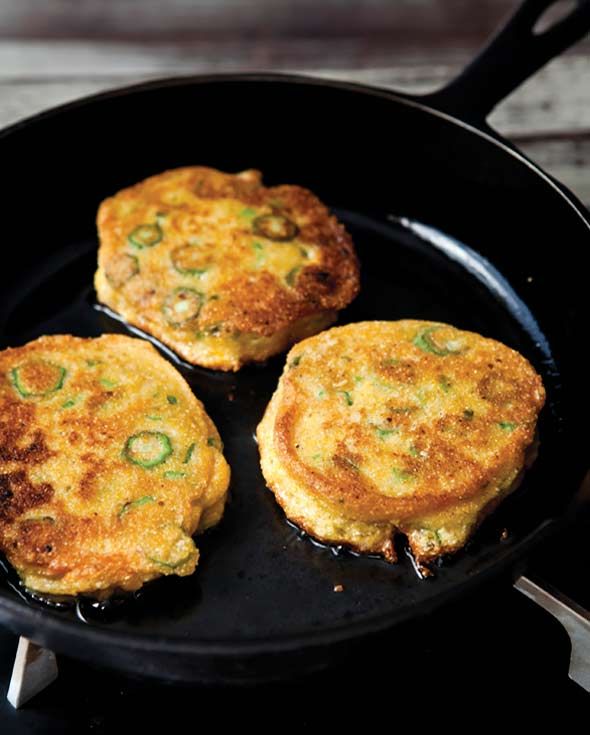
[95,167,359,371]
[257,320,545,566]
[0,334,230,597]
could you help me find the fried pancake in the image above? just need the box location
[0,334,230,597]
[257,320,545,566]
[95,166,359,371]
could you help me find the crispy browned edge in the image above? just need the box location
[268,477,399,563]
[274,387,541,523]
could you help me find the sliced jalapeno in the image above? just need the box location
[128,222,163,249]
[413,326,462,356]
[105,253,139,288]
[124,431,172,468]
[252,214,299,242]
[162,287,203,326]
[11,361,66,398]
[170,244,209,275]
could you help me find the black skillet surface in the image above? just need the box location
[0,0,589,682]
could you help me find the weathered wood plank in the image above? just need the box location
[1,0,578,45]
[1,41,588,137]
[0,39,467,79]
[518,135,590,205]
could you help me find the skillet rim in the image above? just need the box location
[1,71,589,230]
[0,71,587,660]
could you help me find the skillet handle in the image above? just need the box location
[423,0,590,127]
[515,575,590,692]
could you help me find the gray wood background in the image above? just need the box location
[1,0,588,205]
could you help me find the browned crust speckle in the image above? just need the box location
[0,471,54,523]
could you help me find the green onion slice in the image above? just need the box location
[162,287,203,326]
[128,222,163,249]
[498,421,517,431]
[119,495,155,518]
[183,443,196,464]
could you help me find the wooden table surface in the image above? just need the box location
[0,0,589,205]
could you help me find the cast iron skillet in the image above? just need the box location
[0,0,589,683]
